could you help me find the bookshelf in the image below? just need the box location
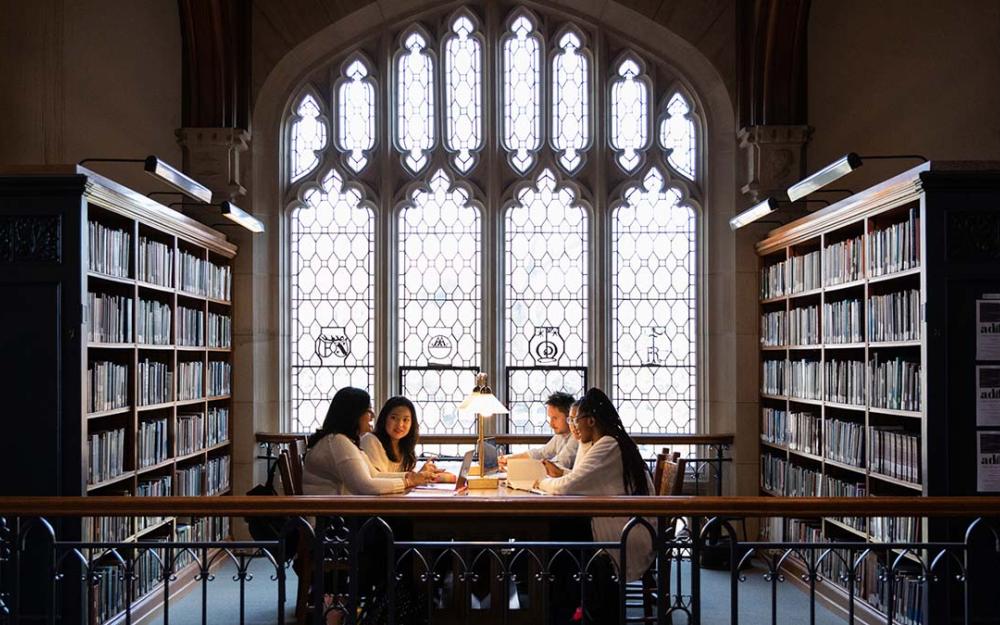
[0,165,236,624]
[755,161,1000,624]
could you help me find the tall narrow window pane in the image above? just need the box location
[609,58,649,172]
[396,31,435,173]
[506,169,588,432]
[502,14,542,173]
[552,31,589,172]
[399,169,481,433]
[612,168,696,434]
[660,92,696,180]
[290,93,327,182]
[443,14,483,173]
[337,58,376,173]
[290,170,374,432]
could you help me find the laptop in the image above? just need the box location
[505,458,548,493]
[414,450,474,493]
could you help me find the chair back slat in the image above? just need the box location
[658,452,685,496]
[276,450,298,495]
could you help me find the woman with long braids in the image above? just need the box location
[302,387,429,495]
[536,387,654,621]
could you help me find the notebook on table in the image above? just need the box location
[505,458,548,494]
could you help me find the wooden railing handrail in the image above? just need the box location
[3,496,1000,517]
[257,432,735,447]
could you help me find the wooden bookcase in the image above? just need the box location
[755,161,1000,624]
[0,165,236,624]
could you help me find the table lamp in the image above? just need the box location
[457,372,509,477]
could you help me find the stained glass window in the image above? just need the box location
[395,30,436,173]
[443,13,483,173]
[660,92,696,180]
[290,93,328,182]
[609,57,650,172]
[336,57,376,173]
[501,13,542,173]
[398,169,481,433]
[505,169,588,433]
[551,30,590,172]
[612,167,696,434]
[290,170,374,432]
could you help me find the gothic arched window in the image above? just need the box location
[285,5,702,439]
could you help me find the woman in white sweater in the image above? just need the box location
[361,396,455,482]
[302,387,428,495]
[536,387,654,620]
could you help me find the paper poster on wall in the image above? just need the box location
[976,299,1000,360]
[977,431,1000,492]
[977,366,1000,426]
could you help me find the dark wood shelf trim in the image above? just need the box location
[87,342,135,350]
[822,278,865,293]
[137,401,175,412]
[174,449,207,463]
[206,296,232,306]
[759,439,789,452]
[823,342,866,350]
[86,472,134,492]
[788,287,823,299]
[136,458,174,474]
[868,406,922,419]
[868,340,921,348]
[176,345,207,351]
[87,271,134,287]
[176,397,207,407]
[867,266,921,284]
[136,280,175,296]
[788,396,823,406]
[823,458,867,476]
[825,401,866,412]
[788,448,824,463]
[823,517,867,539]
[136,343,173,351]
[87,406,132,419]
[869,472,923,492]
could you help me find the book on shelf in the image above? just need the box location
[177,306,205,346]
[760,261,787,299]
[177,412,205,455]
[761,407,787,445]
[88,428,126,484]
[868,426,921,483]
[179,250,206,295]
[137,298,172,345]
[207,262,232,300]
[790,249,822,293]
[137,236,173,287]
[176,464,205,496]
[869,355,921,411]
[137,417,168,468]
[823,298,863,344]
[788,410,821,455]
[87,292,133,343]
[761,310,786,346]
[825,418,865,466]
[761,359,786,396]
[207,455,231,494]
[789,359,822,400]
[868,289,920,342]
[867,207,920,277]
[88,220,131,278]
[87,361,128,412]
[789,304,820,345]
[137,358,172,406]
[208,360,231,396]
[824,359,865,405]
[206,406,229,446]
[207,312,231,348]
[823,235,863,286]
[177,361,205,401]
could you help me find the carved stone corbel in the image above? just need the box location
[738,125,812,202]
[175,127,250,203]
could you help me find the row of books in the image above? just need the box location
[176,464,205,496]
[137,299,172,345]
[761,310,786,346]
[89,221,131,278]
[177,361,204,400]
[138,236,173,287]
[870,356,921,411]
[207,406,229,446]
[826,418,865,466]
[789,305,820,345]
[138,417,168,468]
[138,358,173,406]
[761,359,785,396]
[89,428,126,484]
[137,475,172,531]
[825,359,866,405]
[83,514,129,543]
[761,407,787,445]
[88,292,133,343]
[760,454,821,496]
[179,252,231,300]
[88,361,129,412]
[869,515,921,544]
[789,359,822,400]
[870,567,924,625]
[208,360,232,396]
[869,427,921,483]
[92,544,167,624]
[207,455,231,494]
[824,298,863,344]
[823,235,863,286]
[790,249,822,293]
[788,411,821,455]
[868,208,920,277]
[761,262,787,299]
[177,412,205,455]
[208,312,232,348]
[868,289,920,342]
[824,475,865,531]
[177,306,205,346]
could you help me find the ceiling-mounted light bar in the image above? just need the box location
[143,155,213,203]
[730,197,778,230]
[787,153,863,202]
[220,201,265,233]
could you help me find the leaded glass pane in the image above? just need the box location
[401,367,478,435]
[507,367,586,434]
[660,92,696,180]
[396,31,435,173]
[612,167,696,434]
[609,58,649,172]
[290,170,374,432]
[552,31,589,172]
[337,59,376,173]
[443,14,483,173]
[290,93,327,182]
[502,14,542,173]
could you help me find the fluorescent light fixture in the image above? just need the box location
[786,153,863,202]
[143,155,213,204]
[220,201,265,233]
[730,197,778,230]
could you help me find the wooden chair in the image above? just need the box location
[275,450,315,621]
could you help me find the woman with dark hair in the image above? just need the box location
[536,388,654,581]
[361,396,456,482]
[302,387,428,494]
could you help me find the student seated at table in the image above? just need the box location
[361,396,456,483]
[499,391,578,468]
[535,388,654,580]
[302,387,428,495]
[542,399,591,477]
